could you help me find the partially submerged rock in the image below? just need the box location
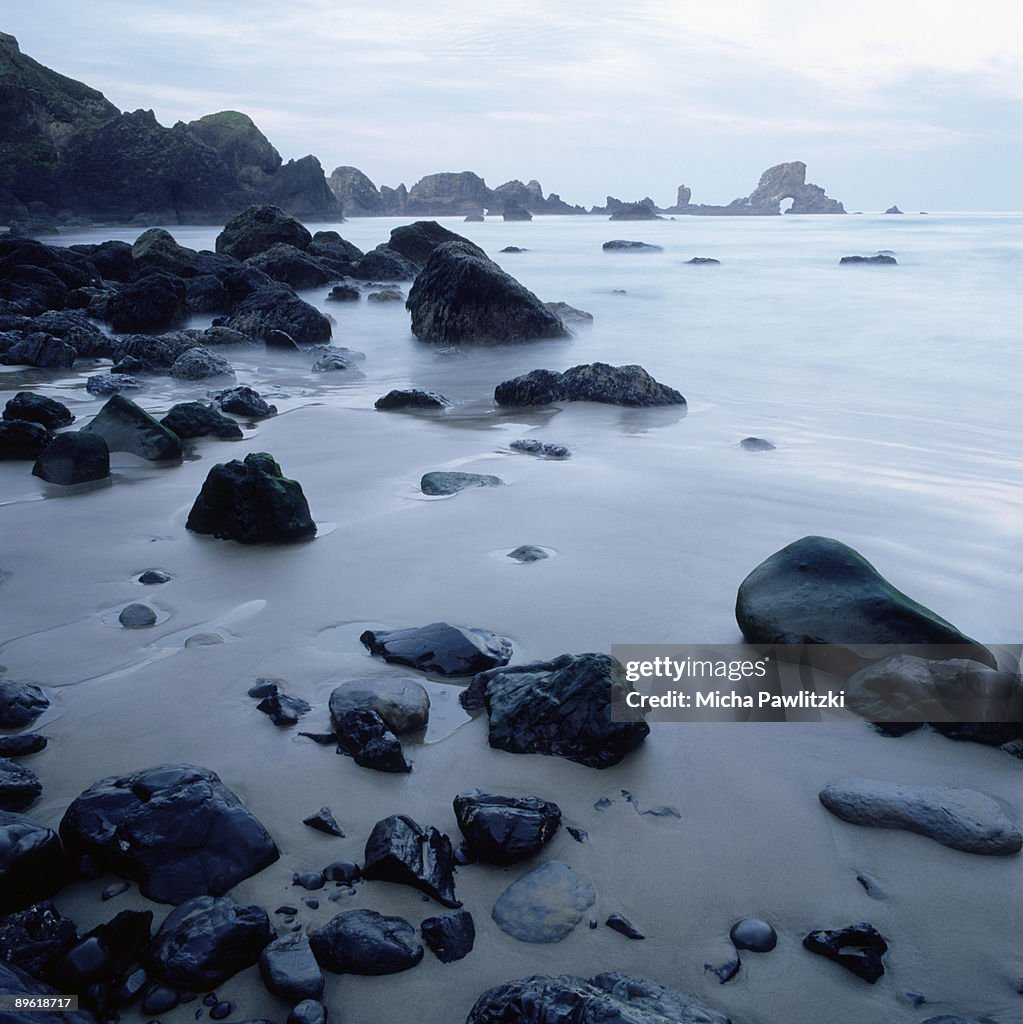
[363,814,460,907]
[309,909,423,975]
[840,253,897,265]
[360,622,512,677]
[329,677,430,735]
[224,285,332,345]
[161,402,244,440]
[495,362,685,407]
[213,385,278,419]
[0,680,50,728]
[0,420,50,460]
[453,790,561,865]
[0,901,78,978]
[0,758,42,811]
[83,394,182,462]
[3,392,74,429]
[492,862,594,943]
[602,239,663,252]
[421,471,504,496]
[32,431,109,484]
[169,345,234,380]
[509,438,570,458]
[375,388,450,410]
[215,205,312,262]
[333,709,411,773]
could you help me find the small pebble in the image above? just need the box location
[704,958,740,984]
[119,603,157,629]
[275,905,299,915]
[293,871,325,891]
[210,1001,231,1020]
[202,994,218,1007]
[303,898,320,910]
[729,917,777,952]
[605,913,644,939]
[567,826,588,843]
[138,569,172,585]
[101,881,131,900]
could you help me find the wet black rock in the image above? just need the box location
[322,861,361,884]
[602,239,663,252]
[348,248,419,282]
[186,452,316,544]
[0,681,49,728]
[213,385,277,419]
[885,206,904,214]
[421,471,504,496]
[256,692,311,726]
[0,333,77,370]
[509,438,570,458]
[224,285,332,345]
[507,545,549,563]
[500,246,526,253]
[32,431,109,484]
[83,394,183,462]
[59,763,279,904]
[309,909,423,975]
[326,284,360,302]
[740,437,775,451]
[730,917,777,952]
[492,862,595,943]
[138,569,173,585]
[215,206,313,262]
[544,301,592,325]
[0,734,47,757]
[421,910,475,963]
[3,392,74,429]
[840,254,897,265]
[803,922,887,983]
[170,346,234,381]
[735,536,995,668]
[288,999,326,1024]
[605,913,644,939]
[361,622,512,677]
[407,241,569,345]
[385,221,485,268]
[311,349,362,373]
[161,402,244,440]
[363,815,460,907]
[85,373,143,396]
[293,871,325,891]
[145,895,273,989]
[302,807,344,837]
[466,972,733,1023]
[461,653,650,768]
[0,419,50,460]
[0,901,78,977]
[453,790,561,865]
[494,362,685,407]
[0,811,66,914]
[333,709,411,773]
[245,244,334,290]
[259,931,324,1002]
[107,272,188,333]
[118,603,157,629]
[374,388,450,410]
[328,677,429,735]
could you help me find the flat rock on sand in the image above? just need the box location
[819,777,1022,855]
[360,622,512,677]
[492,861,595,943]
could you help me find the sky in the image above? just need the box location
[5,0,1023,211]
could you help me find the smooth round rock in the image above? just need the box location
[119,603,157,629]
[729,918,777,952]
[328,677,430,736]
[138,569,173,585]
[492,861,595,943]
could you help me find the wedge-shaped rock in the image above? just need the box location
[83,394,182,461]
[360,622,511,677]
[363,814,460,907]
[259,931,324,1002]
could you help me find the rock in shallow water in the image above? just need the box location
[328,676,430,735]
[507,544,548,563]
[118,603,156,629]
[360,622,512,677]
[0,419,51,460]
[213,385,277,419]
[495,362,685,407]
[3,391,74,429]
[84,394,182,461]
[32,431,109,484]
[508,438,571,458]
[421,471,504,495]
[374,388,450,410]
[453,790,561,865]
[819,777,1022,855]
[363,814,460,907]
[161,402,243,440]
[0,901,78,977]
[333,709,411,773]
[309,909,423,975]
[492,861,594,943]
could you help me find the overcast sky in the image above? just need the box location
[6,1,1022,211]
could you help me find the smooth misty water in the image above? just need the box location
[1,213,1021,1024]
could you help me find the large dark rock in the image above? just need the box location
[328,677,430,735]
[466,972,733,1023]
[461,653,650,768]
[145,895,273,989]
[802,923,887,983]
[491,862,595,943]
[0,419,51,460]
[160,402,243,440]
[3,392,74,429]
[734,536,995,667]
[245,243,334,289]
[110,328,201,371]
[333,709,411,773]
[421,911,474,964]
[0,901,78,978]
[374,388,450,411]
[186,452,316,544]
[187,111,282,189]
[0,735,47,758]
[32,431,109,484]
[169,345,234,380]
[384,221,484,268]
[406,171,490,217]
[106,272,187,333]
[495,362,685,407]
[74,240,134,282]
[213,385,277,419]
[407,241,569,345]
[360,622,512,677]
[261,154,340,220]
[0,333,77,369]
[259,931,324,1002]
[363,815,460,907]
[83,394,182,461]
[216,205,312,261]
[131,228,199,278]
[0,759,42,811]
[453,790,561,865]
[59,763,279,904]
[224,285,332,345]
[819,777,1022,855]
[309,909,423,975]
[347,247,419,282]
[0,811,66,914]
[0,681,50,728]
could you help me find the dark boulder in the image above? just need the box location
[740,436,775,451]
[3,392,74,429]
[0,681,49,729]
[729,918,777,952]
[256,692,311,726]
[385,222,486,268]
[734,536,995,668]
[131,228,199,278]
[118,603,156,629]
[0,333,76,369]
[544,301,592,325]
[503,201,532,221]
[421,911,474,963]
[333,709,412,774]
[19,310,110,358]
[145,895,273,989]
[310,909,422,975]
[224,285,332,345]
[461,653,650,768]
[347,248,418,282]
[453,790,561,865]
[107,272,187,333]
[302,807,344,837]
[32,431,110,484]
[492,862,595,943]
[259,931,324,1002]
[802,923,888,983]
[0,266,68,313]
[421,471,503,495]
[85,373,143,396]
[407,241,569,345]
[111,328,201,370]
[602,239,663,252]
[329,677,429,735]
[686,256,721,265]
[213,385,277,419]
[0,759,42,811]
[367,287,403,303]
[494,362,685,407]
[186,452,316,544]
[374,388,450,410]
[326,283,360,302]
[360,622,512,677]
[160,402,243,440]
[885,205,903,214]
[0,734,47,757]
[0,419,51,460]
[363,815,460,907]
[216,206,312,262]
[76,240,134,283]
[508,545,549,563]
[245,244,334,289]
[605,913,644,939]
[185,273,230,313]
[83,394,183,461]
[59,763,279,904]
[169,345,234,380]
[0,901,78,978]
[0,812,66,914]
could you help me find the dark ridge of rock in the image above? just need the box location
[502,201,532,221]
[508,439,570,458]
[465,213,485,222]
[59,763,279,904]
[885,205,904,214]
[363,814,460,907]
[544,301,592,325]
[0,811,66,914]
[609,203,662,221]
[602,239,663,252]
[145,894,273,989]
[224,285,332,344]
[15,310,111,359]
[745,161,846,214]
[453,791,561,865]
[734,536,995,668]
[333,709,411,773]
[160,402,243,440]
[0,758,42,811]
[328,677,429,736]
[213,385,277,419]
[259,931,325,1002]
[802,923,887,983]
[840,254,898,265]
[131,228,199,278]
[407,171,489,217]
[0,901,78,978]
[245,243,335,289]
[819,777,1022,855]
[106,272,187,333]
[110,327,204,371]
[0,419,51,460]
[186,452,316,544]
[259,154,340,220]
[605,913,645,939]
[421,911,475,963]
[83,394,182,461]
[466,972,733,1023]
[492,862,595,943]
[360,622,513,677]
[309,909,423,975]
[187,111,281,189]
[407,241,569,345]
[494,362,685,408]
[169,345,234,381]
[374,389,450,410]
[490,178,586,214]
[347,247,419,282]
[500,246,526,253]
[216,205,312,261]
[421,471,504,496]
[3,392,74,429]
[328,166,384,216]
[0,734,47,757]
[686,256,720,265]
[740,437,775,451]
[32,430,109,484]
[461,653,650,768]
[384,221,485,268]
[72,240,134,282]
[256,692,311,727]
[85,373,143,396]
